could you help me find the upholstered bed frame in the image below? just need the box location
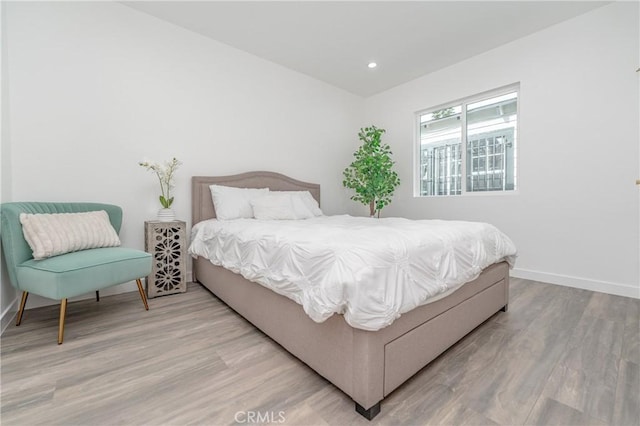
[191,172,509,420]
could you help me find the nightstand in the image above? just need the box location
[144,220,187,298]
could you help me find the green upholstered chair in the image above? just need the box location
[1,202,152,344]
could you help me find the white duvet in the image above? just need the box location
[188,215,517,331]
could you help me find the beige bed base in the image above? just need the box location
[191,172,509,420]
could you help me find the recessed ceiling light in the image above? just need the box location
[368,62,377,69]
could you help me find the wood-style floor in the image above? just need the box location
[1,278,638,426]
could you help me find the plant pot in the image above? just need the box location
[157,208,175,222]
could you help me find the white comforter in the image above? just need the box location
[188,215,517,331]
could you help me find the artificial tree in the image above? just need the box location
[343,126,400,217]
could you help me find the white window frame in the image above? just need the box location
[414,83,520,197]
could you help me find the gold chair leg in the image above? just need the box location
[16,291,29,326]
[58,299,67,345]
[96,291,100,302]
[136,279,149,311]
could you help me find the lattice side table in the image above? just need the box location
[144,220,187,298]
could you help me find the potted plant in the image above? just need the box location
[343,126,400,218]
[139,157,181,221]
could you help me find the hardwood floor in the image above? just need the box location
[1,278,638,426]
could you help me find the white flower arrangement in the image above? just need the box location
[138,158,181,209]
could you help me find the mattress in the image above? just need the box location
[188,215,517,331]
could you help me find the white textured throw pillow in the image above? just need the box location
[251,193,298,220]
[209,185,269,220]
[20,210,121,260]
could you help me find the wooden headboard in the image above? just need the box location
[192,171,321,225]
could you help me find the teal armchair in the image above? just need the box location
[1,202,152,344]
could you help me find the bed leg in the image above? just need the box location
[355,401,381,420]
[500,304,508,312]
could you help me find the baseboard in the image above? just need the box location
[511,268,640,299]
[1,294,19,335]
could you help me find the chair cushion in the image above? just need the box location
[17,247,152,300]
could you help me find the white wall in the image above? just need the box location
[1,1,19,332]
[364,2,639,297]
[2,2,363,313]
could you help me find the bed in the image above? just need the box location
[190,171,513,420]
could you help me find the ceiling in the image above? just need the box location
[123,1,607,97]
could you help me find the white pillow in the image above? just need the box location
[250,193,298,220]
[20,210,121,260]
[291,191,323,216]
[268,191,317,219]
[209,185,269,220]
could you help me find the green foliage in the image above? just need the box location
[342,126,400,217]
[159,195,174,209]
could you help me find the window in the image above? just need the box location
[416,86,518,196]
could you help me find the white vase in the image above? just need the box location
[157,208,175,222]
